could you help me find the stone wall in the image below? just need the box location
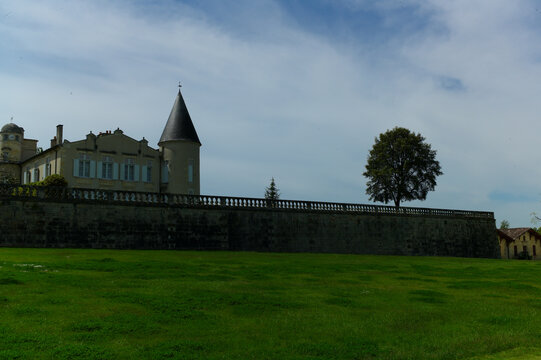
[0,195,498,258]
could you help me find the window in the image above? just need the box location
[78,154,91,178]
[188,159,194,183]
[514,246,518,256]
[25,168,31,184]
[2,152,8,161]
[161,160,169,183]
[146,160,152,182]
[45,158,51,177]
[102,156,113,179]
[523,245,527,253]
[15,135,19,141]
[33,165,39,182]
[124,158,135,181]
[2,135,7,141]
[534,245,537,256]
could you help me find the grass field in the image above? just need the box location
[1,249,541,360]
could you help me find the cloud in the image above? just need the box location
[438,76,465,92]
[0,0,541,227]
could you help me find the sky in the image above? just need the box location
[1,0,541,227]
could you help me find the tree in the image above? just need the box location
[363,127,443,208]
[264,177,280,200]
[0,172,17,184]
[499,219,510,229]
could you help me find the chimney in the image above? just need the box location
[50,136,57,148]
[56,125,63,145]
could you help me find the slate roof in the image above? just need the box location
[1,123,24,134]
[159,90,201,145]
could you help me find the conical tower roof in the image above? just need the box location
[159,89,201,145]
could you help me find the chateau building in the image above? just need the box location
[0,89,201,194]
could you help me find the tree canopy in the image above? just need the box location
[363,127,442,207]
[499,220,510,229]
[265,178,280,201]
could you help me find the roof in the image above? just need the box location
[1,123,24,134]
[496,229,514,242]
[159,90,201,145]
[498,228,541,241]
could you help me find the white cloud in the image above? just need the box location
[1,0,540,226]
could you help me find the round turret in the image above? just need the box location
[0,122,24,162]
[159,89,201,195]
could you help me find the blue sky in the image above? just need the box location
[1,0,541,227]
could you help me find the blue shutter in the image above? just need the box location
[142,166,147,183]
[90,161,96,178]
[120,163,125,180]
[113,163,119,180]
[73,159,79,177]
[134,165,140,182]
[97,161,102,178]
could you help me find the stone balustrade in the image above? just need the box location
[0,184,494,219]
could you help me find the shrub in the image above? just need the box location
[29,174,68,187]
[516,251,532,260]
[41,174,68,187]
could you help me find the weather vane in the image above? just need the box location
[178,81,182,90]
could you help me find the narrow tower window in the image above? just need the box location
[161,161,169,183]
[188,159,194,183]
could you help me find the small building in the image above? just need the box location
[0,89,201,195]
[497,228,541,259]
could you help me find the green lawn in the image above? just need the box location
[1,249,540,359]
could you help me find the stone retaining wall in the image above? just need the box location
[0,193,498,258]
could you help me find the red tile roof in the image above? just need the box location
[498,228,541,241]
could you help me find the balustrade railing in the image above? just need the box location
[0,184,493,219]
